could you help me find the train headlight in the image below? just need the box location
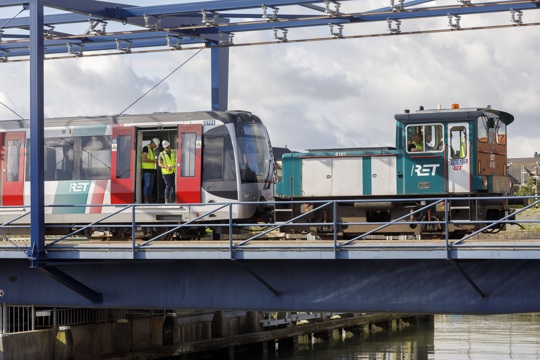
[243,192,257,201]
[482,176,488,190]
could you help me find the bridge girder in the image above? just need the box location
[1,258,539,314]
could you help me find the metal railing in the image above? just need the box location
[0,195,539,258]
[0,304,168,334]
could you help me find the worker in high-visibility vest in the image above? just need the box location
[141,138,160,203]
[459,133,467,158]
[158,140,176,203]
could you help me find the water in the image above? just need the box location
[182,314,540,360]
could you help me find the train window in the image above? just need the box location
[42,137,75,181]
[406,124,444,153]
[478,116,488,143]
[237,123,273,184]
[116,135,132,179]
[203,126,236,182]
[6,139,21,182]
[81,136,112,180]
[478,115,506,145]
[495,118,507,145]
[181,132,196,177]
[450,126,467,159]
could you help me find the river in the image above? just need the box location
[180,313,540,359]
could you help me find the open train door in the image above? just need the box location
[177,124,202,203]
[111,126,136,204]
[447,123,471,193]
[2,132,25,206]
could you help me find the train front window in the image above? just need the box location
[237,123,272,184]
[495,118,507,145]
[478,115,506,145]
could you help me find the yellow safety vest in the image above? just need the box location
[459,138,466,158]
[411,141,423,150]
[160,150,176,175]
[141,147,156,170]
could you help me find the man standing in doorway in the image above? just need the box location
[141,138,160,203]
[158,140,176,203]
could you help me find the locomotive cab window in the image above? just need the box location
[478,115,506,145]
[406,124,444,153]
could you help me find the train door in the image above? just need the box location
[447,123,470,193]
[111,126,136,204]
[177,124,202,203]
[2,132,25,206]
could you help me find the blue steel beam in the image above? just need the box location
[0,34,207,56]
[0,0,29,6]
[211,45,229,111]
[27,0,45,268]
[1,258,540,314]
[38,266,102,303]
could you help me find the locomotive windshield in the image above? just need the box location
[478,115,507,145]
[237,123,273,184]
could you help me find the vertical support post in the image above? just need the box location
[1,303,6,334]
[28,0,46,268]
[210,45,229,111]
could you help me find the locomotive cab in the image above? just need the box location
[395,104,514,196]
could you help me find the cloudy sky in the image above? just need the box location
[0,1,539,158]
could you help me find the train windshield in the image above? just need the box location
[478,115,507,145]
[237,123,273,184]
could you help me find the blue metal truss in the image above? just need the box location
[0,0,539,59]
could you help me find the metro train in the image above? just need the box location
[0,111,275,238]
[275,104,515,238]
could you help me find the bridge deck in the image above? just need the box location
[2,236,540,260]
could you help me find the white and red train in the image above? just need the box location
[0,111,275,238]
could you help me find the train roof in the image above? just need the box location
[0,110,261,131]
[395,106,514,126]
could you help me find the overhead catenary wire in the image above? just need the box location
[117,48,203,115]
[0,99,24,120]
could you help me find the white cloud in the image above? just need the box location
[0,4,539,160]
